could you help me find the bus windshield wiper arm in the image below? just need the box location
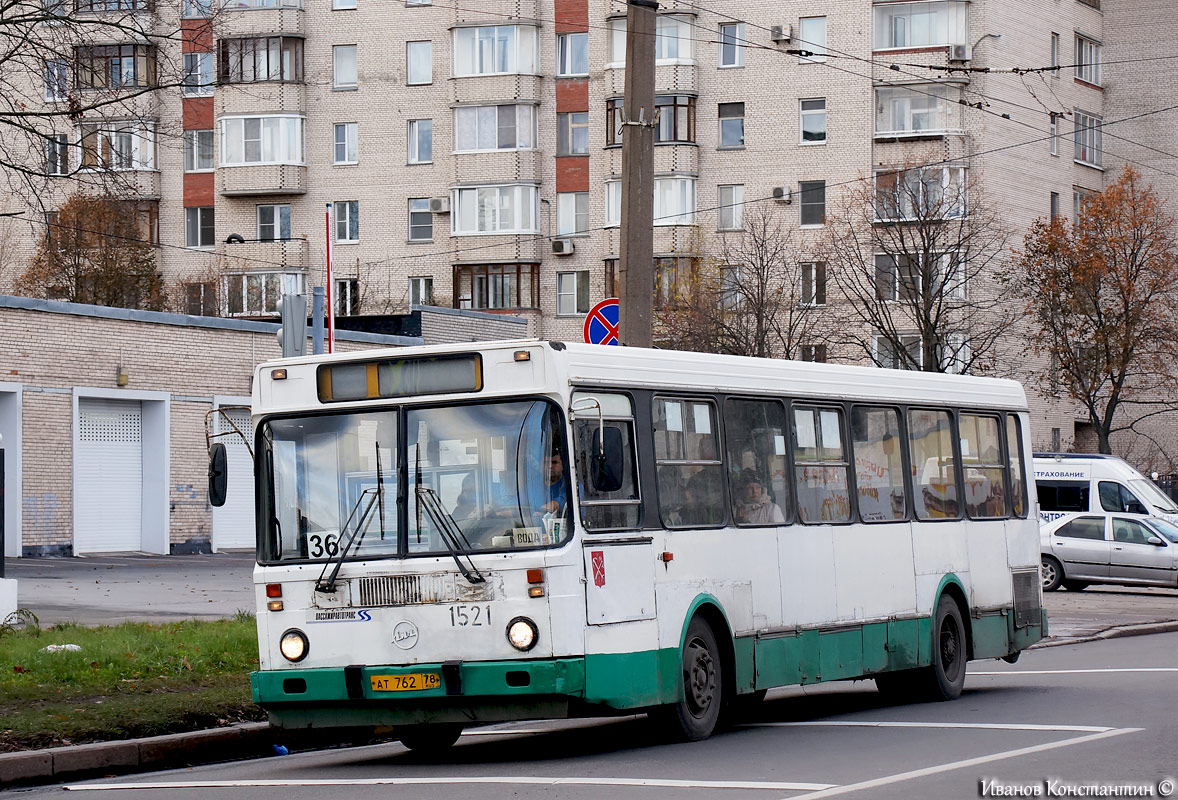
[415,485,485,584]
[315,487,380,593]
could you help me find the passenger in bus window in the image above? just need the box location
[736,469,785,524]
[451,473,478,521]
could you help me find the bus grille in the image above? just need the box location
[357,575,453,607]
[1011,569,1041,628]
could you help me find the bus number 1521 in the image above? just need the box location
[450,605,491,627]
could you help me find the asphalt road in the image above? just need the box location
[21,630,1177,799]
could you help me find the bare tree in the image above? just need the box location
[1010,166,1178,455]
[16,191,164,309]
[822,163,1013,373]
[653,207,829,359]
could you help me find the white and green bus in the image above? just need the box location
[219,339,1044,749]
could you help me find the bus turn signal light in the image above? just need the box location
[266,584,283,597]
[529,587,545,598]
[268,600,284,612]
[661,552,674,562]
[526,569,544,584]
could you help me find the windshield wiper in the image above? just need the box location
[415,485,485,584]
[315,487,380,593]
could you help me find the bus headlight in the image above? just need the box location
[506,617,538,652]
[279,629,309,662]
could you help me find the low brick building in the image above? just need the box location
[0,296,526,557]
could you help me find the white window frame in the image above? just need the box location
[407,40,432,85]
[257,203,291,241]
[1074,34,1101,86]
[451,184,539,235]
[185,206,214,249]
[184,129,214,172]
[335,278,359,316]
[800,261,826,306]
[718,22,745,68]
[1050,32,1060,74]
[1073,110,1103,168]
[874,165,967,221]
[408,199,432,241]
[408,118,432,164]
[452,25,538,77]
[182,51,213,96]
[224,272,305,316]
[44,58,69,101]
[45,133,69,175]
[874,84,964,137]
[874,333,923,370]
[654,14,694,64]
[799,180,826,227]
[798,16,827,63]
[557,191,589,236]
[77,122,156,171]
[409,276,433,305]
[453,104,535,153]
[556,270,590,316]
[332,44,357,89]
[332,0,355,9]
[333,122,357,164]
[1050,114,1059,156]
[942,333,969,374]
[718,102,745,149]
[605,179,621,228]
[219,115,304,166]
[717,184,744,231]
[874,251,965,301]
[557,111,589,155]
[556,32,588,77]
[606,18,626,68]
[653,176,696,226]
[872,1,970,51]
[334,200,359,243]
[800,97,826,145]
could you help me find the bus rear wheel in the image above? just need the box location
[919,595,968,701]
[396,723,464,753]
[660,617,724,741]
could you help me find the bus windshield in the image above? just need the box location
[260,399,572,563]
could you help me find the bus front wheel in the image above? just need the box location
[660,617,724,741]
[396,723,464,753]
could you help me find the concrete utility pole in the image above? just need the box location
[618,0,658,348]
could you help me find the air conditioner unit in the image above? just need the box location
[552,238,575,255]
[772,187,792,204]
[429,196,450,214]
[947,44,972,62]
[770,24,791,43]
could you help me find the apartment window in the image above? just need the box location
[79,123,155,170]
[875,166,967,221]
[185,206,214,249]
[407,40,432,85]
[1074,35,1101,85]
[875,333,923,370]
[409,276,433,305]
[334,122,357,163]
[800,262,826,305]
[1050,114,1059,156]
[184,282,217,315]
[557,112,588,155]
[454,104,535,152]
[182,52,213,95]
[799,180,825,226]
[605,179,621,227]
[606,97,623,146]
[45,134,69,175]
[75,44,156,88]
[1074,187,1095,221]
[333,0,355,9]
[557,32,588,76]
[454,263,539,309]
[607,18,626,66]
[223,0,298,8]
[44,59,69,101]
[336,279,359,316]
[225,272,305,316]
[556,192,589,236]
[874,252,964,301]
[942,333,969,374]
[718,102,744,148]
[718,22,745,68]
[220,116,303,165]
[334,200,359,242]
[655,14,694,62]
[800,98,826,144]
[720,265,740,309]
[1050,32,1060,74]
[1050,192,1060,220]
[333,45,357,89]
[76,0,152,10]
[653,177,695,225]
[406,0,430,5]
[182,0,212,18]
[407,119,432,163]
[798,16,826,62]
[408,198,432,241]
[655,257,697,308]
[257,204,291,241]
[453,25,538,76]
[452,184,538,234]
[654,95,695,144]
[875,85,964,136]
[1074,110,1102,167]
[872,2,969,50]
[718,184,744,230]
[801,344,827,363]
[218,37,302,83]
[184,129,214,171]
[557,271,590,315]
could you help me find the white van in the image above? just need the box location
[1034,453,1178,525]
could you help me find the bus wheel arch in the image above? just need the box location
[924,591,969,701]
[936,581,974,662]
[661,603,734,741]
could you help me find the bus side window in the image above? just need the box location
[571,392,641,531]
[1006,416,1027,518]
[959,414,1007,519]
[725,398,789,526]
[908,409,960,520]
[654,398,724,528]
[792,405,851,524]
[850,406,906,522]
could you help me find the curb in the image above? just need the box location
[1031,619,1178,649]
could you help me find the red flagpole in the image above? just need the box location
[325,203,335,354]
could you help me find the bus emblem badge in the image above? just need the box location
[392,620,419,650]
[591,551,606,587]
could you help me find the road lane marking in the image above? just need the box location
[746,721,1115,733]
[779,727,1142,800]
[68,776,838,792]
[972,667,1178,675]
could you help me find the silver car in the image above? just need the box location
[1041,513,1178,591]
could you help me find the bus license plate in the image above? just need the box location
[369,673,441,692]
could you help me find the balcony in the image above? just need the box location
[218,164,306,196]
[217,81,305,116]
[219,2,304,37]
[219,237,307,270]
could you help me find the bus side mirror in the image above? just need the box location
[592,427,625,493]
[209,443,228,507]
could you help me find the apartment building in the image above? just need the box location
[3,0,1172,461]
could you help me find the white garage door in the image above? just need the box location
[76,398,143,553]
[212,407,256,551]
